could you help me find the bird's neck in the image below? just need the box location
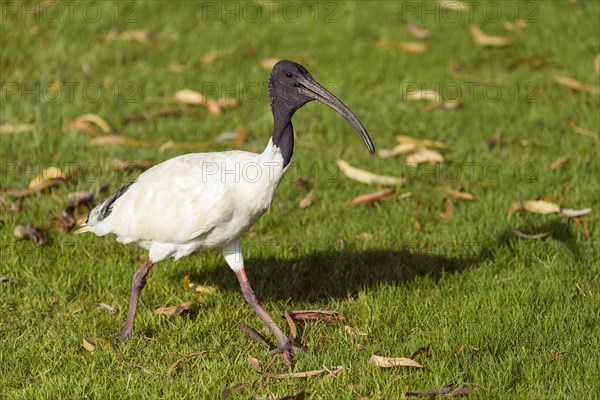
[270,114,294,168]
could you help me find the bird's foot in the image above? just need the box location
[269,340,305,369]
[112,329,131,341]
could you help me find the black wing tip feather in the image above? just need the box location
[96,181,135,222]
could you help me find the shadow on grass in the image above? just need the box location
[183,220,580,302]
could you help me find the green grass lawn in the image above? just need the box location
[1,1,599,398]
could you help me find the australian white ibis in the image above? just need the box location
[77,60,374,366]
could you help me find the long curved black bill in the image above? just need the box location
[297,77,375,154]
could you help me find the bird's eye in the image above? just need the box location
[285,72,293,78]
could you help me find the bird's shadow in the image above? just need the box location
[181,219,580,302]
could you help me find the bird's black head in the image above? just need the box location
[268,60,374,154]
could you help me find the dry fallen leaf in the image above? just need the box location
[569,121,599,142]
[287,310,347,324]
[112,158,152,171]
[336,159,406,186]
[595,54,600,73]
[29,166,65,190]
[13,224,46,245]
[550,155,569,170]
[439,0,469,11]
[75,114,112,134]
[158,140,214,152]
[406,148,444,165]
[233,127,247,147]
[508,200,561,217]
[0,196,20,212]
[554,75,600,95]
[82,336,108,352]
[182,273,217,295]
[560,208,592,218]
[368,354,422,369]
[261,58,280,69]
[397,135,447,149]
[407,23,432,39]
[512,230,553,240]
[377,40,427,53]
[118,29,149,43]
[88,135,154,147]
[543,351,566,365]
[504,19,527,33]
[406,383,475,397]
[299,190,313,209]
[376,143,417,158]
[167,351,208,377]
[175,89,205,105]
[436,187,474,201]
[154,301,193,317]
[220,382,248,400]
[0,123,37,135]
[438,198,455,223]
[471,25,512,47]
[98,302,117,314]
[247,353,330,378]
[350,188,395,206]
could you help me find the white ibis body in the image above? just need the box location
[77,60,374,366]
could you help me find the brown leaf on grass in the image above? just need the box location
[573,217,590,238]
[595,54,600,73]
[324,367,344,380]
[281,307,298,340]
[122,106,200,123]
[159,140,214,152]
[63,119,96,134]
[436,187,474,201]
[239,321,270,349]
[471,25,512,47]
[554,75,600,95]
[82,336,108,352]
[439,0,469,11]
[88,135,154,147]
[112,158,152,171]
[543,351,566,365]
[261,58,280,69]
[167,351,208,377]
[118,29,149,43]
[412,217,422,230]
[154,301,193,317]
[376,143,417,158]
[377,39,427,53]
[350,188,395,206]
[512,230,553,240]
[455,344,464,359]
[397,135,448,149]
[559,208,592,218]
[287,310,347,324]
[220,382,248,400]
[13,225,46,245]
[247,353,328,378]
[504,19,527,33]
[410,345,430,360]
[550,155,569,170]
[405,90,460,110]
[508,200,560,217]
[76,114,112,134]
[98,302,117,314]
[368,354,423,369]
[175,89,205,105]
[167,63,187,73]
[438,198,455,223]
[407,23,432,39]
[406,148,444,165]
[202,50,223,65]
[28,167,65,191]
[4,180,60,198]
[0,196,20,211]
[182,273,217,295]
[569,121,599,141]
[233,127,247,147]
[0,123,37,134]
[299,190,313,209]
[336,159,406,186]
[406,383,475,397]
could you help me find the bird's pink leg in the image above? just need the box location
[116,259,154,340]
[235,268,293,367]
